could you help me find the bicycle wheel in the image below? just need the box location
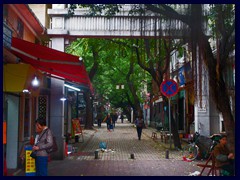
[182,144,199,161]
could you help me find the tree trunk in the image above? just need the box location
[171,112,182,150]
[165,99,181,149]
[127,57,143,118]
[222,111,235,153]
[149,92,154,127]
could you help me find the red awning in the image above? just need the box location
[10,37,93,92]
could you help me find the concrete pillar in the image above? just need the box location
[50,78,65,160]
[194,48,212,137]
[51,37,65,51]
[6,95,19,168]
[50,37,66,160]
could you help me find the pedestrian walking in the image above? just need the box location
[120,114,124,123]
[96,112,103,128]
[32,118,54,176]
[135,115,144,140]
[112,112,118,128]
[103,114,113,132]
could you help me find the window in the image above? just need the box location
[38,96,48,120]
[17,18,24,38]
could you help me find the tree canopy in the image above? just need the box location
[66,4,235,151]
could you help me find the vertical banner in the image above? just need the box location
[25,146,36,176]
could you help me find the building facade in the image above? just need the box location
[3,4,47,169]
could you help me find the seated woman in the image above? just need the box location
[213,135,235,176]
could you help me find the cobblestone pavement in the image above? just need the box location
[12,120,205,176]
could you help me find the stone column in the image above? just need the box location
[6,95,19,168]
[50,37,66,159]
[194,48,212,137]
[50,78,65,160]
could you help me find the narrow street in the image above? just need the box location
[15,120,202,176]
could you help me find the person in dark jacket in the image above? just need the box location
[32,118,54,176]
[213,135,235,176]
[96,112,103,128]
[103,114,113,131]
[112,112,118,128]
[120,114,124,123]
[135,116,144,140]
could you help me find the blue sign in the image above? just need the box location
[160,79,178,98]
[178,67,186,86]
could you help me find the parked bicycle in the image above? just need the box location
[204,133,222,159]
[181,132,200,161]
[181,132,222,161]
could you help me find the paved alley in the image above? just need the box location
[14,120,203,176]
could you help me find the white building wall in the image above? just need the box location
[194,48,220,137]
[28,4,49,28]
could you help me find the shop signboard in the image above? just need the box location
[25,146,36,176]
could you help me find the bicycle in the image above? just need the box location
[181,132,200,161]
[181,132,221,161]
[203,134,221,159]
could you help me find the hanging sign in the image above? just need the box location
[160,79,178,98]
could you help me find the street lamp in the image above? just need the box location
[60,97,67,101]
[31,76,40,87]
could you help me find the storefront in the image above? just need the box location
[7,38,92,159]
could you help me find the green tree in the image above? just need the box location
[68,4,235,151]
[145,4,235,152]
[66,38,151,126]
